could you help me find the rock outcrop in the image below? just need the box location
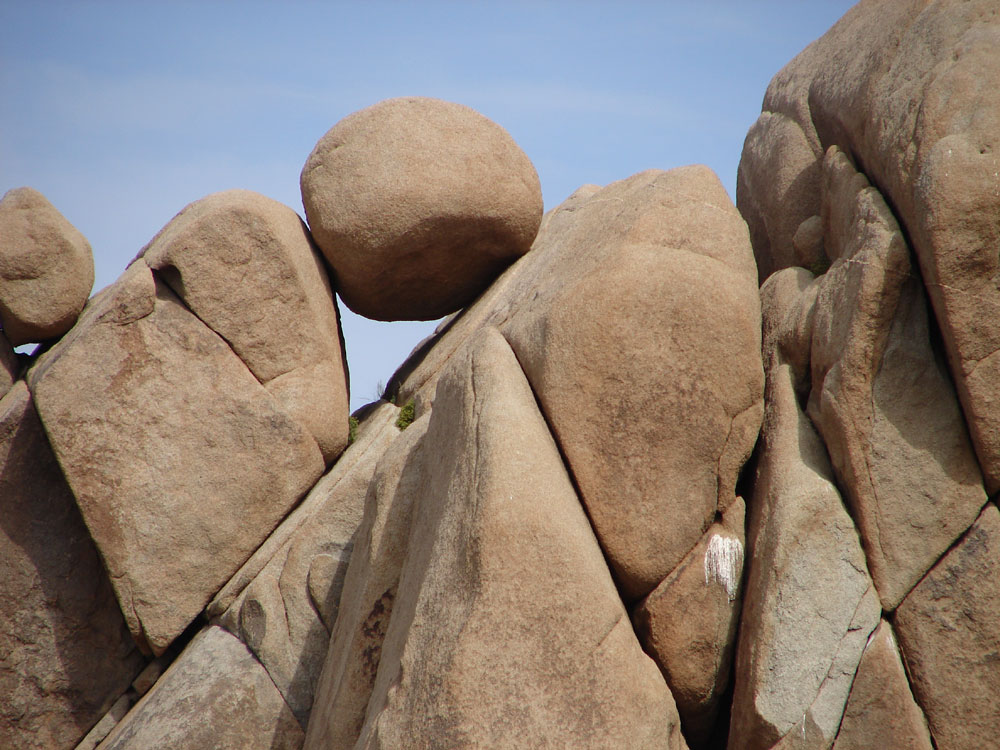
[5,7,1000,746]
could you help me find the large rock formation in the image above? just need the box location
[5,7,1000,745]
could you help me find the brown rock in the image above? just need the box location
[384,169,764,602]
[143,189,349,464]
[730,271,880,750]
[28,260,323,655]
[0,187,94,345]
[300,96,543,321]
[746,0,1000,492]
[503,167,764,599]
[216,401,403,724]
[305,414,431,749]
[831,620,933,750]
[339,327,685,749]
[808,147,986,610]
[98,626,303,750]
[894,503,1000,750]
[633,498,746,747]
[0,381,144,750]
[736,111,822,281]
[0,331,16,399]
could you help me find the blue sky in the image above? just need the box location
[0,1,853,409]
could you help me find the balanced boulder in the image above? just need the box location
[0,187,94,345]
[300,97,543,321]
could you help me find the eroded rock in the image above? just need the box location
[0,382,144,750]
[28,260,323,655]
[142,189,349,464]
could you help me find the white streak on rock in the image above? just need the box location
[704,534,744,601]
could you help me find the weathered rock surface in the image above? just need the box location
[28,259,324,655]
[730,270,881,750]
[305,413,432,749]
[831,620,933,750]
[0,382,144,750]
[894,503,1000,750]
[98,626,303,750]
[387,166,764,602]
[309,327,686,749]
[741,0,1000,492]
[301,97,542,321]
[736,112,822,281]
[0,187,94,345]
[0,332,16,399]
[808,146,986,610]
[143,189,349,463]
[216,401,402,724]
[632,498,745,747]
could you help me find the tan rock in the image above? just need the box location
[503,167,763,599]
[28,259,324,655]
[383,169,763,602]
[831,620,933,750]
[301,96,543,321]
[632,498,746,747]
[142,189,349,464]
[894,503,1000,750]
[0,187,94,345]
[216,402,403,724]
[98,626,303,750]
[305,413,431,749]
[730,272,880,750]
[0,381,144,750]
[808,147,986,610]
[0,331,16,399]
[736,111,822,281]
[344,327,685,749]
[747,0,1000,492]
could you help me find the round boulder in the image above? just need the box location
[0,187,94,345]
[300,97,543,321]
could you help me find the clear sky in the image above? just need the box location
[0,1,854,410]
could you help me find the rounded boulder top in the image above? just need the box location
[300,97,543,321]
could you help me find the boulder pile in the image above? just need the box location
[2,3,999,748]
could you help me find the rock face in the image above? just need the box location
[99,626,303,750]
[831,620,933,750]
[387,166,764,603]
[142,189,350,464]
[0,382,144,750]
[10,5,1000,743]
[300,97,543,321]
[27,259,324,655]
[807,146,986,610]
[730,268,881,750]
[0,187,94,345]
[894,504,1000,750]
[632,498,746,747]
[308,328,686,749]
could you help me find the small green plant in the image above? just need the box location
[807,254,831,276]
[395,398,416,431]
[347,416,359,445]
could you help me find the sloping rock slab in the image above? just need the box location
[28,260,323,655]
[0,382,144,750]
[98,626,302,750]
[894,503,1000,750]
[331,327,685,749]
